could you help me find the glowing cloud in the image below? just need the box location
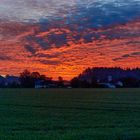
[0,0,140,79]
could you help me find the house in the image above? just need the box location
[98,83,116,88]
[5,76,20,86]
[35,80,46,89]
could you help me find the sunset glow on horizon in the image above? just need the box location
[0,0,140,80]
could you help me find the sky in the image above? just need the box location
[0,0,140,79]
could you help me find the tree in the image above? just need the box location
[31,72,40,80]
[57,76,64,87]
[91,76,98,88]
[80,80,90,88]
[71,77,80,88]
[121,77,139,88]
[20,70,34,88]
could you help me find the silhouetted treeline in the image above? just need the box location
[0,70,66,88]
[20,70,65,88]
[0,67,140,88]
[70,67,140,88]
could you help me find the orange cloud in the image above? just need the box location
[0,19,140,80]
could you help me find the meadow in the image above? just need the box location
[0,88,140,140]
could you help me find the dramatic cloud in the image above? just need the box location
[0,0,140,79]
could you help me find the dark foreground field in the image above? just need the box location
[0,89,140,140]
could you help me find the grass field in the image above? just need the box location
[0,89,140,140]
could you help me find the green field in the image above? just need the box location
[0,89,140,140]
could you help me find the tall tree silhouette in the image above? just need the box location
[20,70,34,88]
[57,76,64,87]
